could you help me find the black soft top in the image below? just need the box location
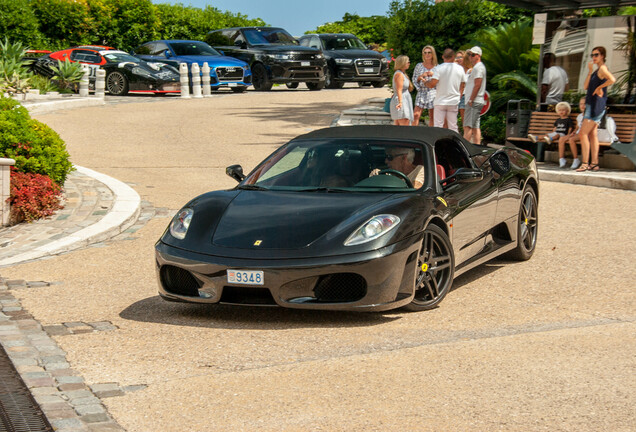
[294,126,489,156]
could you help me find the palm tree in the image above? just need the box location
[468,19,540,112]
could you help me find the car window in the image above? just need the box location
[310,36,321,50]
[244,139,429,191]
[321,36,367,50]
[243,28,297,46]
[434,138,472,177]
[298,37,310,47]
[102,52,140,64]
[169,41,220,56]
[151,42,169,56]
[133,44,152,55]
[70,50,100,63]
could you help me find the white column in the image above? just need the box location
[191,63,202,98]
[180,63,190,98]
[0,158,16,226]
[79,66,90,97]
[95,69,106,98]
[201,62,211,97]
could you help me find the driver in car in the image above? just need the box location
[370,147,424,188]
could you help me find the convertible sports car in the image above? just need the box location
[155,126,539,312]
[32,46,181,95]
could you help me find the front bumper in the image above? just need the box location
[266,60,326,83]
[155,237,421,312]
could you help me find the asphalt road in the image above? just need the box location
[4,85,636,431]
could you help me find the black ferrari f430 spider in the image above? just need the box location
[155,126,539,312]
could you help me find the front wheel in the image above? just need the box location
[306,81,325,91]
[325,68,343,89]
[251,64,272,91]
[403,224,454,311]
[506,184,538,261]
[106,71,129,96]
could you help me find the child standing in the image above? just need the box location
[528,101,576,168]
[562,98,586,170]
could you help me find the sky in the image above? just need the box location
[155,0,393,36]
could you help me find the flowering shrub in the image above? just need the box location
[9,169,63,224]
[0,96,73,185]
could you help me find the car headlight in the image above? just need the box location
[381,57,388,64]
[344,214,400,246]
[147,62,162,71]
[316,53,324,59]
[270,54,290,60]
[132,66,153,78]
[170,208,193,240]
[335,58,353,65]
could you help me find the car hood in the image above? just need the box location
[212,190,390,249]
[171,55,247,67]
[326,49,384,60]
[256,45,321,55]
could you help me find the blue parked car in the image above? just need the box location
[132,40,252,92]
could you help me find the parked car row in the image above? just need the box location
[30,27,390,95]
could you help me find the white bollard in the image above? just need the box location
[191,63,202,98]
[179,63,190,98]
[95,69,105,98]
[79,66,89,97]
[201,62,211,97]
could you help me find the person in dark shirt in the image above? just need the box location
[528,101,575,167]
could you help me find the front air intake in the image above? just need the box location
[160,265,201,297]
[314,273,367,303]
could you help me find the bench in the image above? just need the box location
[506,111,636,161]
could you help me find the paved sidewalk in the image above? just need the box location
[0,166,141,268]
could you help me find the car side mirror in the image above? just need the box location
[489,151,511,176]
[226,164,245,182]
[164,49,172,58]
[217,49,225,56]
[454,168,484,183]
[234,40,247,49]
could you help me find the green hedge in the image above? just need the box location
[0,96,73,184]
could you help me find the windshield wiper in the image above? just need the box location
[237,184,268,191]
[298,187,349,193]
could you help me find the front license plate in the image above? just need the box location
[364,68,374,73]
[228,82,237,87]
[301,61,310,66]
[227,270,264,285]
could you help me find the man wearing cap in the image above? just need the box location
[463,46,486,144]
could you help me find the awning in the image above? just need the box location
[490,0,636,12]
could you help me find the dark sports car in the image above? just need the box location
[32,46,180,95]
[155,126,539,312]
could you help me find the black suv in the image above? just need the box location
[206,27,326,91]
[298,34,389,89]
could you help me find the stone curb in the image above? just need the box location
[24,97,106,115]
[537,166,636,191]
[0,166,140,267]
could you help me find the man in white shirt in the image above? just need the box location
[541,52,569,105]
[426,48,466,133]
[463,46,486,144]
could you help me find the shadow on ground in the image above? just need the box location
[119,296,400,330]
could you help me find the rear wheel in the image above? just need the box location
[106,71,129,96]
[403,224,454,311]
[251,64,272,91]
[506,184,538,261]
[285,82,299,89]
[306,81,325,91]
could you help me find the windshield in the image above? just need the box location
[169,42,220,56]
[243,28,298,45]
[102,52,140,63]
[243,139,429,191]
[321,35,367,50]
